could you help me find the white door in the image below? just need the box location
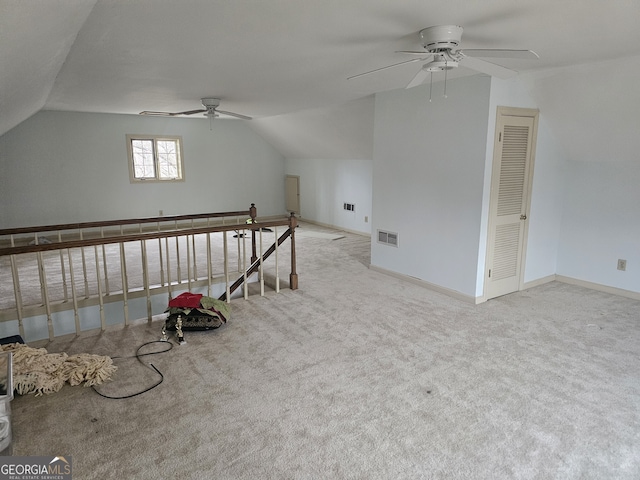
[285,175,300,214]
[485,107,538,300]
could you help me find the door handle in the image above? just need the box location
[520,214,527,220]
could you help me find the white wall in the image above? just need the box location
[521,58,640,295]
[557,161,640,293]
[284,158,372,234]
[371,75,492,298]
[0,111,286,228]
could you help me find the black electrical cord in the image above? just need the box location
[92,340,173,399]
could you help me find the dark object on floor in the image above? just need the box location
[164,293,230,331]
[165,313,224,331]
[0,335,24,345]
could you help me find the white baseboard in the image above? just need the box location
[555,275,640,301]
[368,265,480,304]
[365,268,640,306]
[301,218,371,238]
[522,274,557,290]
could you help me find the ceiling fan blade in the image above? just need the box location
[139,111,173,116]
[396,50,430,56]
[348,57,425,80]
[461,56,518,79]
[176,109,207,116]
[216,109,252,120]
[461,49,539,60]
[406,68,430,89]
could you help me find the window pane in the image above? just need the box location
[132,139,156,179]
[157,140,180,179]
[128,135,183,182]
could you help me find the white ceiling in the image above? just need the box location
[2,0,640,140]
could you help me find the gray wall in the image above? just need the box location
[558,161,640,293]
[0,111,286,228]
[371,75,492,299]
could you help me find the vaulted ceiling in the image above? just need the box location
[2,0,640,160]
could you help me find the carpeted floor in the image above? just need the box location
[8,223,640,479]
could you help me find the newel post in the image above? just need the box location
[250,203,258,264]
[289,212,298,290]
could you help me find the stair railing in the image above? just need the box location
[0,206,298,341]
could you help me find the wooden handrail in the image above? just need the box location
[0,220,291,257]
[0,208,254,236]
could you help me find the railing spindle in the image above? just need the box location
[206,232,212,297]
[100,227,110,295]
[141,240,151,321]
[259,228,264,296]
[289,213,298,290]
[242,229,248,300]
[67,248,81,335]
[191,220,198,280]
[165,237,172,302]
[119,242,129,326]
[94,245,106,331]
[57,231,69,302]
[79,230,89,298]
[274,226,280,293]
[9,254,25,339]
[37,251,54,340]
[175,221,182,283]
[223,231,230,303]
[186,234,193,292]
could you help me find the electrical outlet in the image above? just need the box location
[159,210,163,216]
[365,216,369,223]
[617,259,627,271]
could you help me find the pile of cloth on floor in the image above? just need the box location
[164,292,230,331]
[0,343,116,396]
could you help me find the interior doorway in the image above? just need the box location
[484,107,539,300]
[285,175,300,214]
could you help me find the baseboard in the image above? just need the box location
[368,265,480,304]
[300,218,371,238]
[522,274,557,290]
[556,275,640,301]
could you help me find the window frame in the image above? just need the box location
[126,134,185,183]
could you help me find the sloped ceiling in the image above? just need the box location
[0,0,97,136]
[249,96,374,160]
[2,0,640,161]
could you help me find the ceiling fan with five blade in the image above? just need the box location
[349,25,538,93]
[140,98,252,120]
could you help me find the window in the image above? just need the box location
[126,135,184,182]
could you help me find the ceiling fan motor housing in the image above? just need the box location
[419,25,463,52]
[201,98,221,108]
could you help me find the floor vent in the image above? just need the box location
[377,230,398,247]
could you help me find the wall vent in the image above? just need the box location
[377,229,398,247]
[343,202,355,212]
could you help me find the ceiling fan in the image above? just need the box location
[349,25,538,90]
[139,98,252,120]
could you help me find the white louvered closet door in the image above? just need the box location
[485,109,537,300]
